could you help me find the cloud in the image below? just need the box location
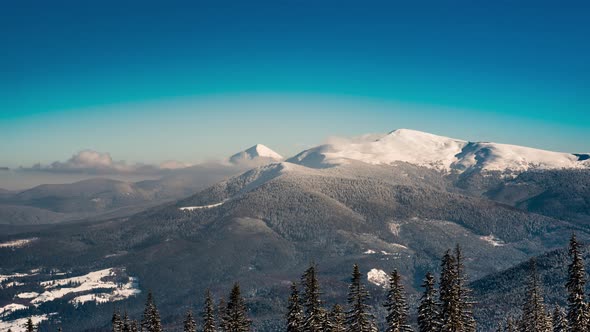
[20,150,176,176]
[0,167,9,171]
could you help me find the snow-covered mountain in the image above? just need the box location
[229,144,283,164]
[288,129,588,173]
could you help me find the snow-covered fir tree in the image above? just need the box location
[454,246,476,332]
[112,309,123,332]
[287,282,304,332]
[567,233,588,332]
[384,269,413,332]
[301,263,324,332]
[141,291,163,332]
[439,250,460,332]
[122,311,133,332]
[345,264,377,332]
[219,298,229,332]
[224,282,251,332]
[203,289,217,332]
[184,310,196,332]
[329,304,346,332]
[552,305,568,332]
[418,272,440,332]
[521,259,551,332]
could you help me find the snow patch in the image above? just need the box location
[367,268,389,288]
[480,234,505,247]
[364,249,376,254]
[179,200,226,211]
[0,303,27,317]
[0,238,38,248]
[0,314,54,332]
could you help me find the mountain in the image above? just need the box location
[229,144,283,164]
[0,130,588,331]
[0,146,283,225]
[288,129,588,173]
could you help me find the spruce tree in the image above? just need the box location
[329,304,346,332]
[439,250,460,332]
[384,269,413,332]
[553,305,568,332]
[202,289,217,332]
[112,309,123,332]
[141,291,163,332]
[521,259,550,332]
[184,310,196,332]
[345,264,377,332]
[224,282,251,332]
[455,245,476,332]
[122,311,132,332]
[567,233,588,332]
[418,272,440,332]
[219,298,229,332]
[301,263,324,332]
[25,318,35,332]
[287,282,304,332]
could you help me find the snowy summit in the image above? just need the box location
[229,144,283,164]
[289,129,589,173]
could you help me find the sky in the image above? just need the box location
[1,0,589,179]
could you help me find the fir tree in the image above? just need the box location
[141,291,163,332]
[25,318,35,332]
[439,250,460,332]
[122,311,130,332]
[224,282,251,332]
[384,269,413,332]
[418,272,440,332]
[455,245,476,332]
[553,305,568,332]
[345,264,377,332]
[184,310,196,332]
[287,282,304,332]
[301,263,324,332]
[219,298,229,332]
[112,308,123,332]
[329,304,346,332]
[202,289,217,332]
[521,259,550,332]
[567,233,588,332]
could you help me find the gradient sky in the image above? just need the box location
[1,0,589,170]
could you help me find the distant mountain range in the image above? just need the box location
[0,130,589,331]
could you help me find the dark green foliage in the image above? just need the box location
[418,272,440,332]
[345,264,377,332]
[183,310,196,332]
[567,234,588,332]
[141,291,162,332]
[384,269,412,332]
[25,318,35,332]
[223,283,251,332]
[286,282,304,332]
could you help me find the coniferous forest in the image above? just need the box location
[13,235,590,332]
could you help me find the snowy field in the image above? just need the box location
[0,267,140,330]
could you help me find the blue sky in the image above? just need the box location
[1,0,589,169]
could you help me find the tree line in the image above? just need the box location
[15,235,590,332]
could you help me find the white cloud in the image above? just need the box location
[20,150,179,175]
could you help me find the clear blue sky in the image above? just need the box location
[1,0,589,168]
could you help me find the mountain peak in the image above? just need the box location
[229,144,283,164]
